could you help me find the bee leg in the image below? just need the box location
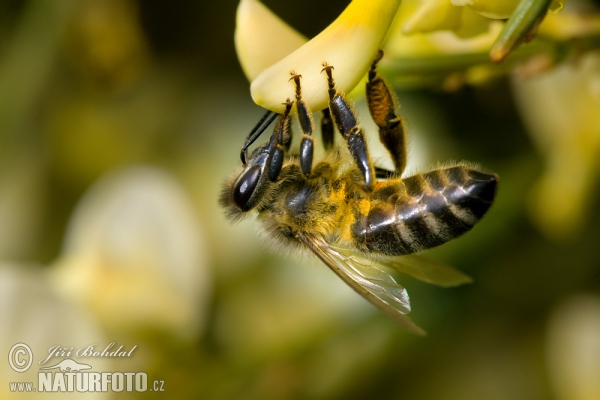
[366,50,408,175]
[322,63,376,191]
[240,110,279,165]
[290,72,315,179]
[278,98,294,152]
[267,99,294,182]
[321,108,334,150]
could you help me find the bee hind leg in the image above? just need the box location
[366,50,408,176]
[322,63,376,191]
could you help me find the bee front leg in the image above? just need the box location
[267,99,294,182]
[290,72,315,179]
[366,50,407,177]
[322,63,376,191]
[240,110,278,165]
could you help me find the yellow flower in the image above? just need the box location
[403,0,478,35]
[547,295,600,400]
[387,1,502,57]
[452,0,564,19]
[51,167,211,338]
[386,0,572,73]
[451,0,522,19]
[234,0,307,81]
[402,0,565,36]
[0,263,111,391]
[236,0,402,113]
[512,51,600,240]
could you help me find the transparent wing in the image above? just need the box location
[298,234,426,335]
[383,255,472,287]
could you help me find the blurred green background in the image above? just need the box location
[1,1,599,399]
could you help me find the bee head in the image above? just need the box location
[219,140,277,220]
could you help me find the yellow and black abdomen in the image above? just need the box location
[352,165,498,255]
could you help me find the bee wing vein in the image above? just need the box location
[298,234,426,335]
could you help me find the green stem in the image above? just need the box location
[490,0,552,63]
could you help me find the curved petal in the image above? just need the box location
[549,0,565,14]
[403,0,463,34]
[250,0,402,113]
[451,0,521,19]
[235,0,308,81]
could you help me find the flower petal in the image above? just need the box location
[52,166,211,337]
[235,0,308,81]
[450,0,521,19]
[547,295,600,400]
[403,0,463,34]
[549,0,565,14]
[250,0,402,114]
[512,53,600,240]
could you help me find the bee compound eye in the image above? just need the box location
[233,165,261,211]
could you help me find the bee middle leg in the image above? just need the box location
[366,50,408,178]
[290,72,316,179]
[322,63,376,191]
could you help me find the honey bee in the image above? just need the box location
[220,51,498,334]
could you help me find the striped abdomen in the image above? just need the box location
[351,165,498,255]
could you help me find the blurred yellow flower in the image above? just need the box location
[387,1,502,57]
[51,167,211,338]
[402,0,463,34]
[236,0,402,113]
[383,0,504,88]
[449,0,565,20]
[402,0,564,35]
[512,51,600,240]
[547,294,600,400]
[0,263,111,399]
[538,7,600,40]
[64,0,149,90]
[380,0,600,89]
[452,0,522,19]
